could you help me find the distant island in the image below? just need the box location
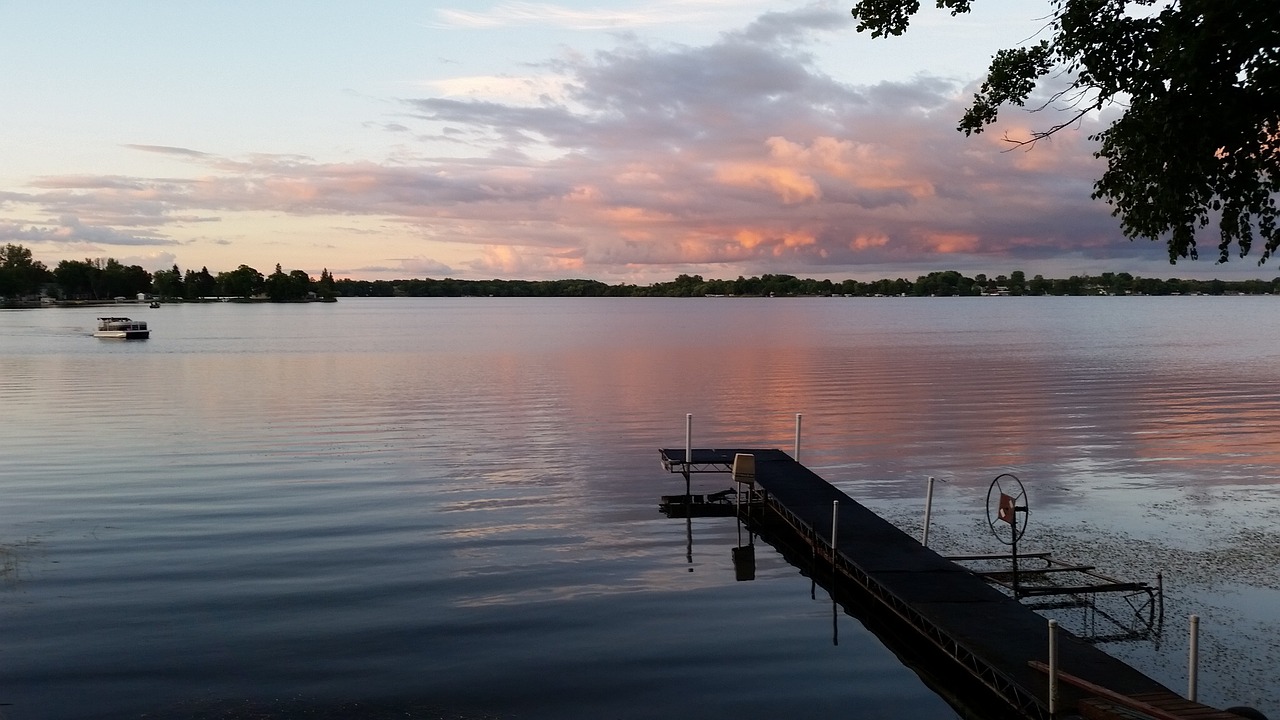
[3,243,1278,306]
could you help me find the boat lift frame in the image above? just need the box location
[947,552,1164,644]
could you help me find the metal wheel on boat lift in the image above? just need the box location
[985,473,1028,545]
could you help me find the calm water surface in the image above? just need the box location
[2,297,1278,718]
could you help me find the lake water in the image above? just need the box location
[2,297,1278,719]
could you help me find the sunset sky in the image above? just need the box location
[2,1,1272,284]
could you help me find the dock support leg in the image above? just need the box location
[831,500,839,555]
[1011,532,1020,599]
[1157,572,1165,627]
[922,476,935,547]
[828,495,840,647]
[683,414,692,498]
[794,413,802,462]
[1048,619,1059,717]
[684,414,692,462]
[1188,614,1199,702]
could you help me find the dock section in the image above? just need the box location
[659,448,1241,720]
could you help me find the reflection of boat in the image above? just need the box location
[659,488,740,517]
[94,317,149,339]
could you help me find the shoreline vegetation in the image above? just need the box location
[3,245,1280,307]
[332,271,1280,298]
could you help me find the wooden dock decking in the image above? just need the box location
[659,448,1238,720]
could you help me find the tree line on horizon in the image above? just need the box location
[335,270,1280,298]
[5,244,1280,303]
[0,244,335,302]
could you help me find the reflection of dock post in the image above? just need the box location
[831,589,839,647]
[1048,618,1059,717]
[684,512,693,570]
[731,543,755,581]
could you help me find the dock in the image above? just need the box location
[659,448,1248,720]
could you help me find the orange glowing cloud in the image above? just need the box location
[735,229,766,249]
[924,232,980,253]
[782,232,815,248]
[479,245,521,274]
[478,244,584,275]
[766,135,863,174]
[602,206,675,223]
[714,163,820,204]
[850,234,890,251]
[765,135,936,199]
[726,229,815,252]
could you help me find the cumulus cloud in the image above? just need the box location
[391,6,1141,276]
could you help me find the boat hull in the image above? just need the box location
[94,317,150,339]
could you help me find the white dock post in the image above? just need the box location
[1048,619,1059,716]
[794,413,802,462]
[831,500,839,553]
[1188,614,1200,701]
[922,476,936,547]
[685,413,692,465]
[683,414,693,497]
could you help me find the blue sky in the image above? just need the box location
[2,1,1271,283]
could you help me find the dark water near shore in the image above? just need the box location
[2,296,1278,718]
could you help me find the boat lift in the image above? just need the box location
[944,473,1164,645]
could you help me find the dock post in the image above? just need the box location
[684,414,692,464]
[1048,619,1059,717]
[794,413,802,462]
[1157,572,1165,625]
[922,476,935,547]
[684,414,692,497]
[831,500,839,556]
[1187,614,1199,701]
[1011,527,1020,599]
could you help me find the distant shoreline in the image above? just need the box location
[6,292,1278,310]
[2,297,337,309]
